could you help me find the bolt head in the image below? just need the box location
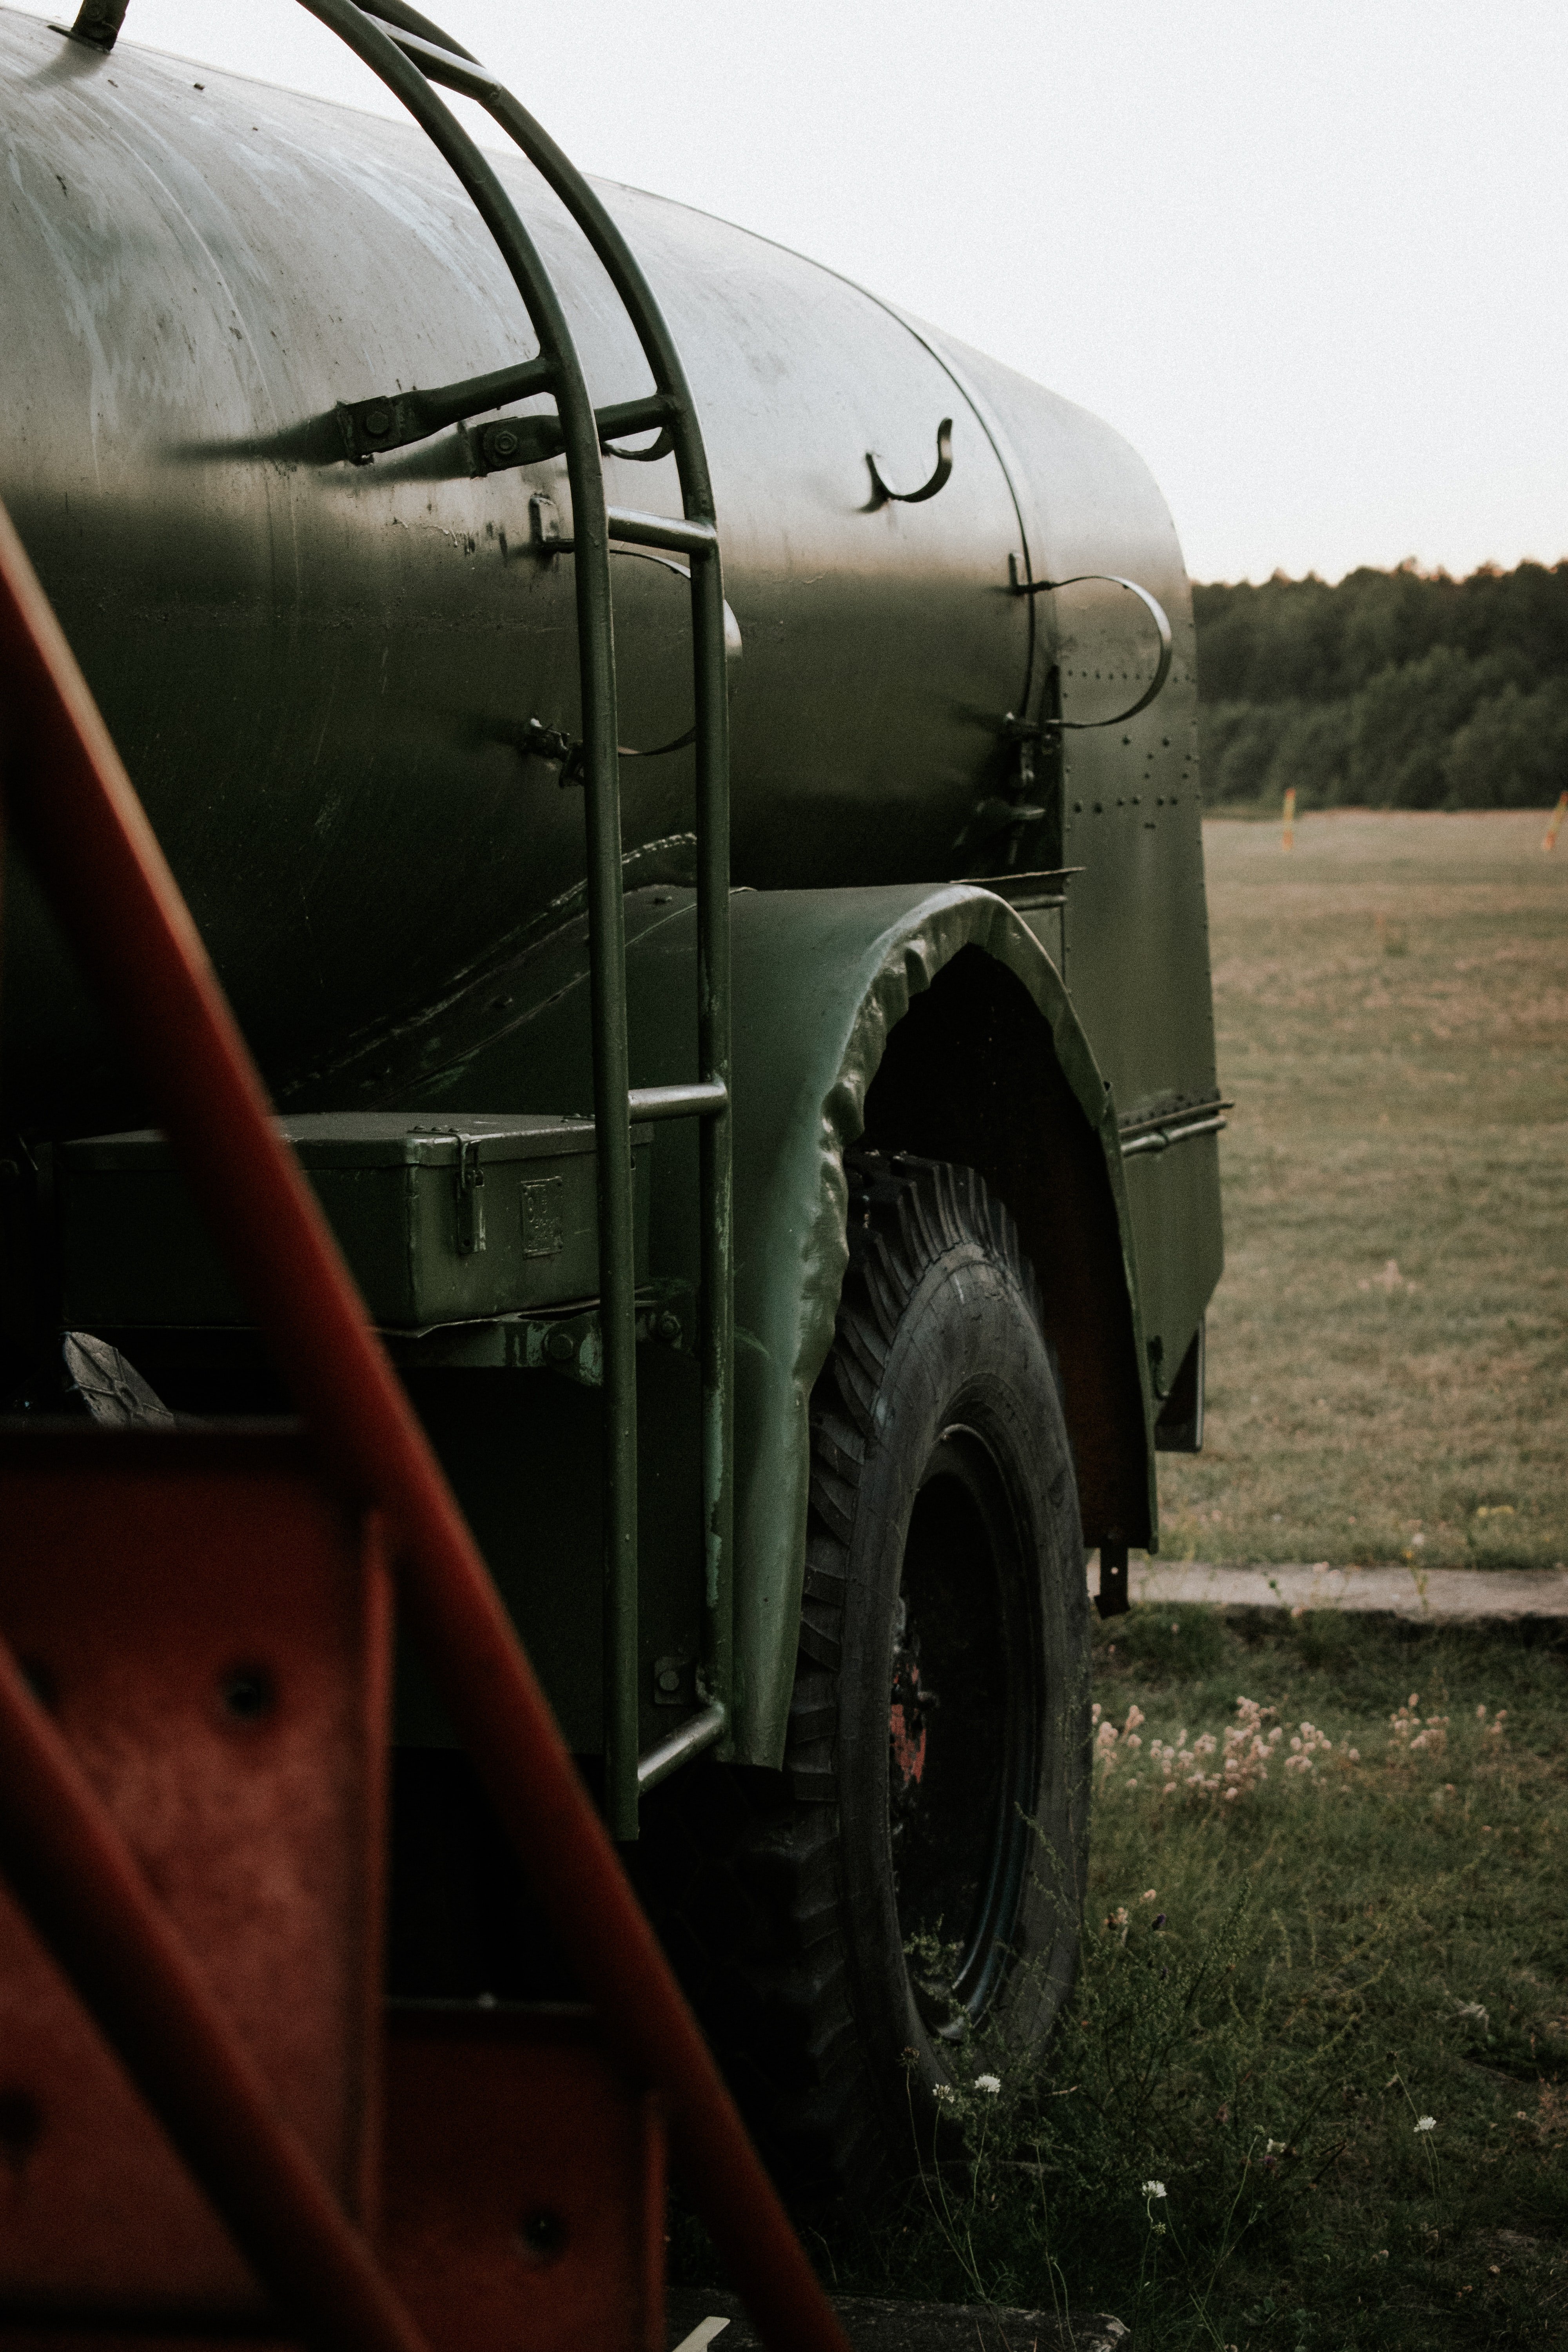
[517,2207,566,2263]
[490,427,520,458]
[544,1326,575,1363]
[656,1310,682,1343]
[363,407,392,437]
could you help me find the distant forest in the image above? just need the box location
[1191,559,1568,809]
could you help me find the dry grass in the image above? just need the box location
[1157,810,1568,1570]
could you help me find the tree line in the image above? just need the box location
[1191,559,1568,809]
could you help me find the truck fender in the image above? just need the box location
[622,883,1155,1766]
[405,880,1154,1767]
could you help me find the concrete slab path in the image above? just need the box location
[1094,1561,1568,1622]
[668,2289,1127,2352]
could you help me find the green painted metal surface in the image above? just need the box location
[0,13,1195,1140]
[0,7,1224,1768]
[392,1350,703,1759]
[407,883,1151,1766]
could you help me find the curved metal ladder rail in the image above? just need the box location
[356,0,737,1815]
[297,0,733,1837]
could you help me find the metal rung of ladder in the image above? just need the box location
[305,0,735,1841]
[629,1082,729,1122]
[607,508,722,557]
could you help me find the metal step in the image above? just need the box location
[0,1430,668,2352]
[383,2005,664,2352]
[0,1425,388,2329]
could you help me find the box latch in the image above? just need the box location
[454,1138,486,1257]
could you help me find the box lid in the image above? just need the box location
[60,1113,636,1174]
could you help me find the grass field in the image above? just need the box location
[665,812,1568,2341]
[1156,810,1568,1571]
[777,812,1568,2346]
[811,1610,1568,2350]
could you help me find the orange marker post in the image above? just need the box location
[1282,786,1296,851]
[1543,791,1567,853]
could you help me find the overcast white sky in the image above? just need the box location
[19,0,1567,584]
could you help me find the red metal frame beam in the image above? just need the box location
[0,500,850,2352]
[0,1632,428,2352]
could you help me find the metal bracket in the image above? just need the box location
[600,405,676,463]
[652,1654,690,1708]
[514,717,582,783]
[961,796,1049,859]
[475,395,676,476]
[519,719,571,762]
[590,395,677,459]
[1000,708,1047,798]
[1095,1537,1131,1620]
[1008,563,1174,727]
[528,492,568,557]
[53,0,128,50]
[866,418,953,510]
[479,395,682,477]
[514,1285,692,1388]
[335,356,553,465]
[1119,1098,1233,1159]
[336,368,678,473]
[471,416,560,474]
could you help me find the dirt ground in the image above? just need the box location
[1155,809,1568,1570]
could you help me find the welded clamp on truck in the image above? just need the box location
[0,0,1223,2213]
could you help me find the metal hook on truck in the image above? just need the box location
[0,0,1223,2337]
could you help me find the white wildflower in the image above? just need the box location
[1414,2115,1436,2133]
[973,2073,1002,2095]
[1388,1697,1449,1761]
[1142,2179,1167,2200]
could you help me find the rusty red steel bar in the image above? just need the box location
[0,1632,430,2352]
[0,499,851,2352]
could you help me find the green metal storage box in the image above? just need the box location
[57,1114,652,1331]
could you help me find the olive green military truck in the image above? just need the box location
[0,0,1222,2200]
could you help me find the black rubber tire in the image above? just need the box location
[640,1151,1091,2203]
